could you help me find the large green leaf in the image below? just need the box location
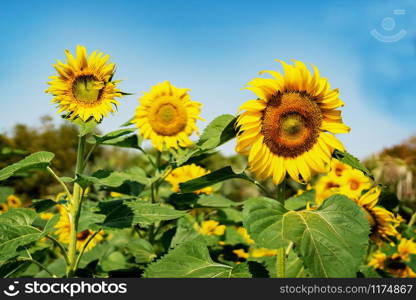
[284,190,315,211]
[143,238,233,278]
[0,209,60,262]
[76,167,149,189]
[180,166,256,193]
[96,199,186,228]
[197,114,237,150]
[243,195,369,277]
[333,150,373,179]
[89,129,142,149]
[196,194,241,208]
[0,152,55,181]
[127,239,157,264]
[0,187,14,203]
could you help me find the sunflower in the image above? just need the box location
[368,250,387,269]
[339,168,372,200]
[237,227,254,244]
[165,164,213,194]
[46,45,123,122]
[194,220,225,236]
[54,206,103,251]
[392,238,416,262]
[233,249,250,259]
[133,81,203,151]
[315,173,341,206]
[330,159,351,178]
[355,187,399,242]
[235,60,349,184]
[7,195,22,208]
[0,203,8,214]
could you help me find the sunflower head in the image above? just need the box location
[133,81,203,151]
[7,195,22,208]
[75,229,104,252]
[46,45,123,122]
[356,187,399,242]
[339,168,372,200]
[235,60,349,184]
[195,220,225,236]
[392,238,416,262]
[315,173,341,206]
[368,250,387,270]
[165,164,213,194]
[233,249,250,259]
[237,227,254,244]
[331,159,351,177]
[0,203,8,213]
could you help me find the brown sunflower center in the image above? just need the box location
[261,92,322,158]
[76,230,91,242]
[149,98,188,136]
[350,179,360,190]
[72,75,104,104]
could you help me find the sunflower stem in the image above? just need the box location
[276,248,285,278]
[66,134,87,278]
[148,151,162,244]
[276,179,286,204]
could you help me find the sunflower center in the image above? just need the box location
[76,230,91,242]
[149,97,188,136]
[72,75,103,104]
[350,179,360,190]
[261,92,322,158]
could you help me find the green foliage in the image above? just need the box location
[333,149,373,178]
[127,239,157,264]
[89,129,143,149]
[0,152,54,181]
[180,166,257,193]
[30,199,58,213]
[143,238,234,278]
[197,114,236,150]
[284,190,315,211]
[243,195,370,277]
[76,168,149,189]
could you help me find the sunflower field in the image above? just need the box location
[0,45,415,279]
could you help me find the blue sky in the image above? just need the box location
[1,0,415,158]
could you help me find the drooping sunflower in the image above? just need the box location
[54,206,104,251]
[46,45,123,122]
[133,81,203,151]
[355,187,399,242]
[165,164,213,194]
[235,60,350,184]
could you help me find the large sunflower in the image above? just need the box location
[133,81,202,151]
[235,60,349,184]
[46,45,123,122]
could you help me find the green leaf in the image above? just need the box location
[96,199,186,228]
[143,238,233,278]
[170,216,200,247]
[76,167,149,189]
[197,114,237,150]
[284,190,315,211]
[30,199,57,213]
[90,129,142,149]
[333,150,373,179]
[180,166,255,193]
[127,239,157,263]
[230,262,252,278]
[243,194,369,277]
[378,189,399,210]
[196,194,241,208]
[0,208,37,225]
[101,252,127,272]
[0,224,42,261]
[0,187,14,203]
[0,152,55,181]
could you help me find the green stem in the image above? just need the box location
[276,179,286,204]
[47,167,72,201]
[18,258,56,277]
[73,229,102,272]
[46,234,70,265]
[408,213,416,228]
[148,151,162,243]
[66,134,87,278]
[276,248,285,278]
[82,144,96,170]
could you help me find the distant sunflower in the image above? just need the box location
[339,168,372,200]
[367,250,387,270]
[235,60,349,184]
[46,45,123,122]
[315,173,341,206]
[7,195,21,208]
[54,206,104,251]
[133,81,203,151]
[330,159,351,178]
[165,164,213,194]
[194,220,225,236]
[392,238,416,262]
[0,203,8,214]
[356,187,399,242]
